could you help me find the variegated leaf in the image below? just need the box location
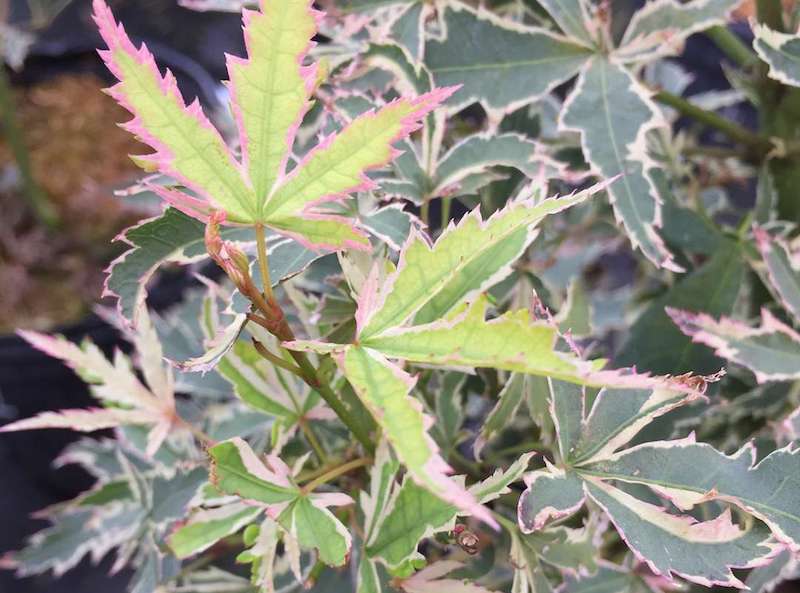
[361,297,603,383]
[432,133,563,196]
[583,479,775,587]
[669,308,800,383]
[560,57,678,270]
[4,307,177,456]
[617,0,741,63]
[209,437,353,566]
[169,503,263,559]
[338,346,493,526]
[426,3,592,114]
[93,0,452,250]
[358,187,602,337]
[365,453,532,568]
[581,437,800,549]
[105,207,252,323]
[753,24,800,88]
[397,561,499,593]
[754,227,800,322]
[518,467,585,533]
[538,0,595,47]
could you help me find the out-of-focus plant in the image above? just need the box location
[2,0,800,592]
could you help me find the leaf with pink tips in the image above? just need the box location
[4,306,178,456]
[264,89,459,222]
[339,345,497,528]
[92,0,255,223]
[209,437,353,567]
[227,0,320,204]
[754,227,800,322]
[93,0,451,252]
[668,308,800,383]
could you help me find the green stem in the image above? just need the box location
[299,419,328,464]
[441,196,452,228]
[653,90,771,152]
[0,67,58,228]
[420,199,430,227]
[255,224,274,301]
[242,248,375,454]
[251,338,304,376]
[287,347,375,454]
[706,26,757,67]
[756,0,784,31]
[300,456,370,494]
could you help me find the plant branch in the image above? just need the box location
[654,90,771,152]
[705,26,758,67]
[299,419,328,464]
[251,338,304,376]
[300,456,370,494]
[239,248,375,454]
[0,67,58,228]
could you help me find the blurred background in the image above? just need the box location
[0,0,766,592]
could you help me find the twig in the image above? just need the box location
[300,456,371,494]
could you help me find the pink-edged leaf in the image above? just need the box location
[668,307,800,383]
[227,0,320,203]
[399,561,500,593]
[0,408,153,433]
[583,478,777,588]
[11,306,178,455]
[754,226,800,322]
[92,0,255,222]
[337,345,497,528]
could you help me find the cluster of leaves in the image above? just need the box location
[3,1,800,593]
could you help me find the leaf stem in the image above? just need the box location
[255,224,274,301]
[0,67,59,228]
[251,338,304,376]
[299,419,328,464]
[300,456,370,494]
[705,26,758,67]
[225,237,375,454]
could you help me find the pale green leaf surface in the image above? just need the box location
[359,189,599,337]
[169,504,263,559]
[362,298,603,382]
[227,0,317,202]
